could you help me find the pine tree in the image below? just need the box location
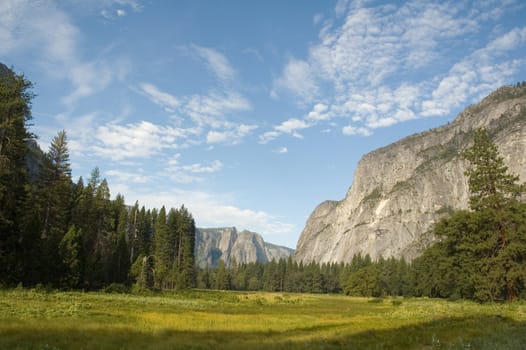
[0,66,33,284]
[414,128,526,301]
[48,130,71,177]
[214,260,230,290]
[59,225,83,289]
[464,128,524,301]
[153,206,170,289]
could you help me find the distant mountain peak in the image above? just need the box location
[195,227,294,268]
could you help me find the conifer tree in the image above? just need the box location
[153,206,169,289]
[59,225,83,289]
[414,128,526,301]
[0,66,33,284]
[464,128,521,214]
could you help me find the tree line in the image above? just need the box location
[0,65,196,291]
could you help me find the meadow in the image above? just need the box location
[1,288,525,350]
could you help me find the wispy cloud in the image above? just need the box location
[192,44,236,82]
[93,0,143,19]
[183,90,251,127]
[271,58,319,103]
[137,82,255,145]
[206,124,258,145]
[342,125,372,137]
[92,121,189,160]
[140,83,180,111]
[264,0,526,142]
[0,0,128,106]
[165,154,223,183]
[259,118,311,144]
[106,169,152,183]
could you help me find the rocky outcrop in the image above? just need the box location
[195,227,294,268]
[295,85,526,264]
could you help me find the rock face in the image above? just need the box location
[295,85,526,264]
[195,227,294,268]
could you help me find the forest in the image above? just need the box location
[0,65,196,291]
[1,66,525,302]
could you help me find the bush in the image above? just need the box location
[102,283,129,294]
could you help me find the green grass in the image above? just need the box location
[1,289,525,349]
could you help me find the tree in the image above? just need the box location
[59,225,83,289]
[464,128,524,301]
[153,206,169,289]
[0,65,33,284]
[38,131,74,282]
[464,128,520,213]
[48,130,71,177]
[214,260,230,290]
[413,128,525,301]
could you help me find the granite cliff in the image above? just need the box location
[195,227,294,268]
[295,85,526,263]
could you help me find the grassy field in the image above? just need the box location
[1,289,525,349]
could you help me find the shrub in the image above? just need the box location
[103,283,129,294]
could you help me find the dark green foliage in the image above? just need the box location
[151,206,196,290]
[412,128,526,302]
[463,128,520,212]
[59,225,83,289]
[0,65,197,291]
[0,66,33,284]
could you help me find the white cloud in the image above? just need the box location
[206,124,258,145]
[274,147,288,154]
[421,27,526,117]
[275,118,311,134]
[165,154,223,183]
[182,160,223,174]
[106,169,152,183]
[192,44,236,82]
[485,27,526,52]
[206,131,229,144]
[92,0,143,18]
[137,83,254,145]
[0,0,126,105]
[64,61,124,105]
[259,131,281,144]
[259,118,312,144]
[92,121,187,160]
[183,90,251,126]
[342,125,372,136]
[307,103,330,121]
[140,83,180,111]
[0,1,77,64]
[272,58,319,102]
[265,0,526,140]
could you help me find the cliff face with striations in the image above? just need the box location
[295,85,526,264]
[195,227,294,268]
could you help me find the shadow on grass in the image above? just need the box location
[2,316,525,350]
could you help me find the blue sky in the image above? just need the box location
[1,0,525,249]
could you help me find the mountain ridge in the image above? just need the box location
[295,84,526,264]
[195,227,294,268]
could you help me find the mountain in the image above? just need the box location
[194,227,294,268]
[295,84,526,264]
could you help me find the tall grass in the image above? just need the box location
[1,289,525,349]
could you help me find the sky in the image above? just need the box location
[1,0,525,249]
